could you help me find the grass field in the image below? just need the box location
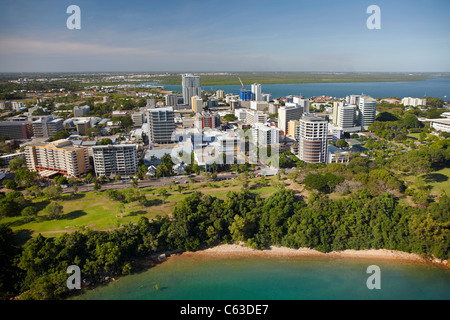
[421,167,450,195]
[2,177,282,238]
[403,166,450,196]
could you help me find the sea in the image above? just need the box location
[153,77,450,100]
[76,255,450,300]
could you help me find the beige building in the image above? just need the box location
[191,96,204,113]
[25,139,90,177]
[287,120,300,138]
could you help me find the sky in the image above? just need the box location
[0,0,449,72]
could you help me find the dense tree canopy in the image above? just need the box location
[0,186,448,300]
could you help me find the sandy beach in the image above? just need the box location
[177,243,448,267]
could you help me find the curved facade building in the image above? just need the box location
[298,115,328,164]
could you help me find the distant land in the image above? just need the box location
[1,72,450,87]
[155,72,450,86]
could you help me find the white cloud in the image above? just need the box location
[0,37,161,56]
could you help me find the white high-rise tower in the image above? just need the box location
[251,83,262,101]
[182,74,202,107]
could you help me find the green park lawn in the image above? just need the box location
[403,166,450,196]
[421,167,450,195]
[4,177,280,237]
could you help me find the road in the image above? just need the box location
[61,172,240,194]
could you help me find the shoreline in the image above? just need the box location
[170,243,448,268]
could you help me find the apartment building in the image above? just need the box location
[191,96,204,113]
[298,115,328,164]
[251,123,280,146]
[402,97,427,107]
[92,144,138,177]
[146,107,176,144]
[195,112,221,130]
[0,121,33,139]
[182,74,202,106]
[332,102,357,129]
[246,110,268,125]
[278,105,303,135]
[73,105,90,117]
[287,120,300,139]
[32,116,64,138]
[25,139,90,177]
[131,112,145,127]
[358,96,377,129]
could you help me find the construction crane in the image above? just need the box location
[238,77,245,90]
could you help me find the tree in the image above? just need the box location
[335,139,349,149]
[2,179,17,190]
[224,114,236,122]
[86,127,101,138]
[302,174,328,193]
[93,178,101,192]
[21,206,38,219]
[98,138,113,145]
[43,185,62,200]
[158,188,168,204]
[46,202,63,220]
[14,168,38,188]
[8,156,25,171]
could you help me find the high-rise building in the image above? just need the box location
[195,112,221,130]
[239,89,252,101]
[287,120,300,139]
[359,96,377,129]
[346,95,361,105]
[191,96,204,113]
[32,116,64,138]
[332,102,357,129]
[182,74,202,106]
[165,94,183,107]
[246,110,268,125]
[295,98,310,114]
[146,107,175,144]
[131,112,145,127]
[0,121,33,139]
[25,139,90,177]
[278,105,303,135]
[298,115,328,164]
[251,83,262,101]
[92,144,138,177]
[73,105,90,117]
[75,119,91,136]
[216,90,225,100]
[251,123,280,146]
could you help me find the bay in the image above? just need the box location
[156,77,450,100]
[75,255,450,300]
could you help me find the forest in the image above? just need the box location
[1,186,448,300]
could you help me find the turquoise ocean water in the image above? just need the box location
[76,255,450,300]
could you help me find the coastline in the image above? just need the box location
[173,243,448,268]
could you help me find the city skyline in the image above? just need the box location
[0,0,449,73]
